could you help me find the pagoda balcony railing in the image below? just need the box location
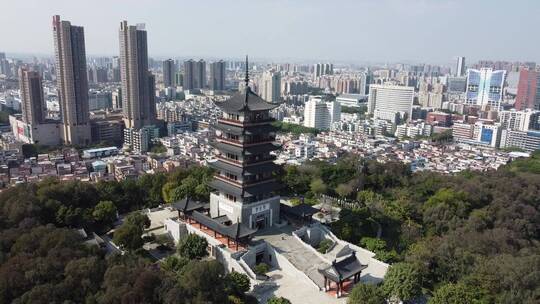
[218,117,274,127]
[216,137,275,147]
[215,155,276,167]
[215,174,275,187]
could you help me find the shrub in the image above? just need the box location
[317,239,333,253]
[177,234,208,260]
[253,263,270,275]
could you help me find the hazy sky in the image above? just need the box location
[1,0,539,64]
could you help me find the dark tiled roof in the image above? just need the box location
[210,141,281,155]
[243,162,280,175]
[215,86,279,114]
[245,143,281,155]
[192,211,257,239]
[172,197,208,213]
[214,122,278,135]
[209,160,279,176]
[209,179,243,196]
[318,252,368,282]
[281,203,319,217]
[210,141,243,154]
[208,160,244,175]
[244,180,279,196]
[208,178,279,197]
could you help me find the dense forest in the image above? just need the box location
[279,151,540,304]
[0,150,538,303]
[0,166,261,304]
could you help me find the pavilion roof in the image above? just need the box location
[191,211,257,239]
[172,197,208,213]
[318,252,368,282]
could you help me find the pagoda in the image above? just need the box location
[209,56,281,230]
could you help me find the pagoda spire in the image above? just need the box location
[245,55,250,86]
[244,55,250,108]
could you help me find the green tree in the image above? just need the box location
[113,222,145,251]
[382,263,422,302]
[336,183,354,199]
[125,212,151,229]
[272,121,319,135]
[138,173,167,207]
[281,165,311,195]
[348,283,385,304]
[177,234,208,260]
[253,263,270,275]
[429,282,483,304]
[92,200,117,226]
[161,255,189,274]
[112,213,150,251]
[162,182,177,203]
[423,188,470,235]
[178,260,227,303]
[171,177,198,201]
[360,237,398,263]
[225,271,251,295]
[267,296,292,304]
[310,178,327,197]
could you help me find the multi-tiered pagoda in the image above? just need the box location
[209,57,281,230]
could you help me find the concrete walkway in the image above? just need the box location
[253,226,328,289]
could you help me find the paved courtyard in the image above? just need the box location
[254,268,346,304]
[253,226,346,303]
[252,224,388,303]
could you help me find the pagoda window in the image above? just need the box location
[225,113,240,121]
[226,153,238,161]
[226,194,237,202]
[225,172,238,180]
[226,133,239,141]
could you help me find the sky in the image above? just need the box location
[1,0,540,65]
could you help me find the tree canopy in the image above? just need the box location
[0,164,255,303]
[177,233,209,260]
[280,152,540,303]
[348,283,385,304]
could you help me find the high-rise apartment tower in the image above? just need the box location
[52,15,91,145]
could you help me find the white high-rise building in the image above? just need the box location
[261,71,281,103]
[500,129,540,152]
[499,109,540,131]
[304,96,341,130]
[368,84,414,122]
[456,56,466,77]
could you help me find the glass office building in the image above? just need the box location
[465,68,506,110]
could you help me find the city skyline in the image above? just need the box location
[2,0,540,64]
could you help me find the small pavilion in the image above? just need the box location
[318,251,368,298]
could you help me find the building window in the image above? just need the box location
[225,172,237,180]
[226,113,240,121]
[226,194,237,202]
[226,133,239,141]
[226,153,238,161]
